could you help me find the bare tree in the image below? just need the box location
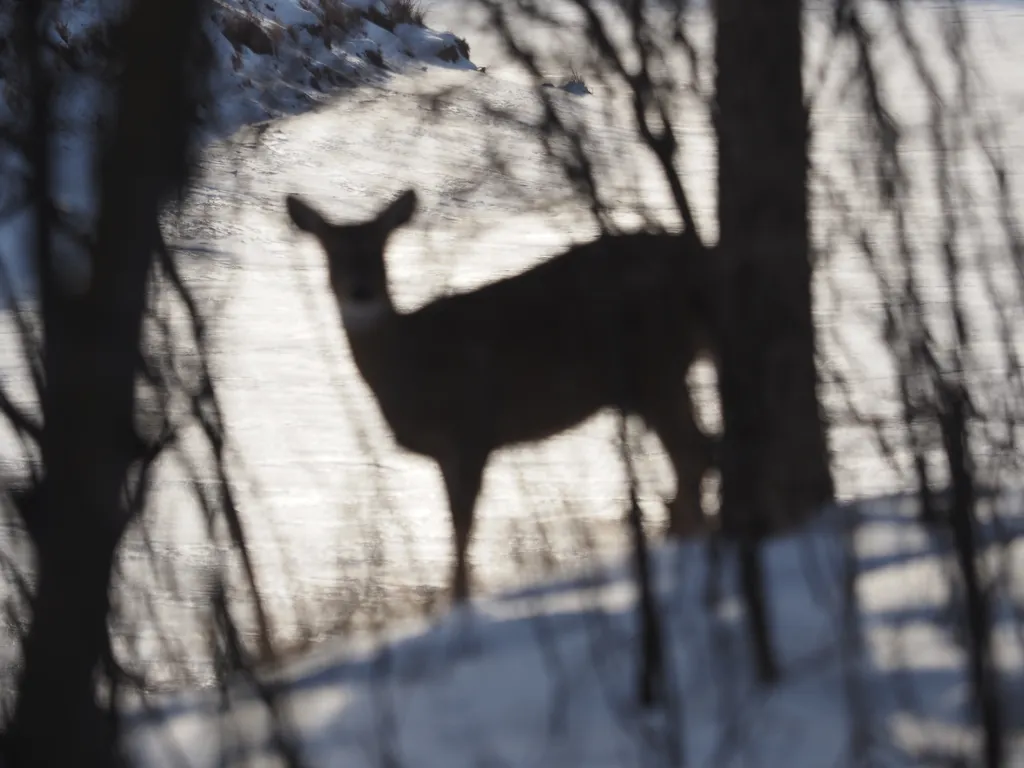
[3,0,213,763]
[714,0,834,536]
[821,1,1024,762]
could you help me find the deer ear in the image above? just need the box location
[286,194,328,235]
[378,189,417,234]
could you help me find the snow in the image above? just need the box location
[0,0,482,301]
[197,0,479,130]
[260,1,320,27]
[122,495,1024,766]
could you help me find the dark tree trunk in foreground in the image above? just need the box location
[7,0,206,764]
[713,0,834,536]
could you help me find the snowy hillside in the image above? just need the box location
[1,0,477,140]
[203,0,478,135]
[123,496,1024,767]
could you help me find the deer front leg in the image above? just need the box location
[439,449,487,603]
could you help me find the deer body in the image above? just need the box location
[286,190,715,602]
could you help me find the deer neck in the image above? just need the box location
[336,295,401,386]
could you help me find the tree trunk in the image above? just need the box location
[713,0,833,535]
[7,0,206,763]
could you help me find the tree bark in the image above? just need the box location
[713,0,833,535]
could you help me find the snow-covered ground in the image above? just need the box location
[201,0,480,133]
[123,496,1024,766]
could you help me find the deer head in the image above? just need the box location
[285,189,418,329]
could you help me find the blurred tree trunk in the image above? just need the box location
[713,0,833,534]
[7,0,206,764]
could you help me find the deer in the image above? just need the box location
[285,189,717,602]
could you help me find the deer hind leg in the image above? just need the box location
[640,390,714,538]
[439,449,487,603]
